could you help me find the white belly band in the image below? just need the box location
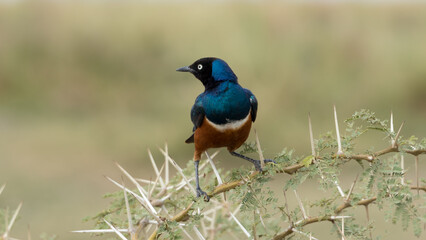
[206,113,250,132]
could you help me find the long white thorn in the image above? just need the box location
[335,179,345,198]
[149,163,165,198]
[401,154,405,185]
[165,143,169,185]
[227,203,243,221]
[257,209,267,231]
[122,180,134,235]
[205,151,223,185]
[105,176,161,222]
[159,148,196,194]
[254,129,265,169]
[181,226,195,240]
[209,205,217,236]
[334,105,343,156]
[294,190,308,219]
[201,218,208,236]
[229,211,251,238]
[193,226,206,240]
[203,204,223,216]
[27,224,31,240]
[330,216,352,220]
[115,163,157,215]
[309,115,327,181]
[393,121,405,148]
[390,111,395,146]
[6,202,23,234]
[292,228,319,240]
[148,149,165,188]
[308,113,316,156]
[0,183,5,196]
[103,219,128,240]
[72,229,129,233]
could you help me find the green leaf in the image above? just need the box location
[300,155,314,167]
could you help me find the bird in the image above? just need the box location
[177,57,274,201]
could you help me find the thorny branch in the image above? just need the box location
[147,142,424,239]
[75,110,425,240]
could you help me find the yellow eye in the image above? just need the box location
[197,64,203,70]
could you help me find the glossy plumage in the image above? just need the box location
[177,57,269,201]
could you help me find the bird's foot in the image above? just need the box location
[196,187,210,202]
[264,159,276,164]
[253,159,277,172]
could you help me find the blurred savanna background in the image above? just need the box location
[0,0,425,239]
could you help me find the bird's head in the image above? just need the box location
[177,57,238,89]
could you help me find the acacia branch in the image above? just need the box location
[147,144,424,239]
[273,196,377,240]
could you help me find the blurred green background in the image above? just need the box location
[0,1,425,239]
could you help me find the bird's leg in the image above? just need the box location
[230,151,276,172]
[194,160,210,202]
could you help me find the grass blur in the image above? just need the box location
[0,1,425,239]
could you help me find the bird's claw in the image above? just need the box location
[254,159,277,172]
[196,188,210,202]
[264,159,277,164]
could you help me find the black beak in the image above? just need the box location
[176,66,194,73]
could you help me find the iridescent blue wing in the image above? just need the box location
[245,89,258,122]
[186,95,205,143]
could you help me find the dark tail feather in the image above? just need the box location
[185,134,194,143]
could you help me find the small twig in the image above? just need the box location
[332,220,346,240]
[282,189,291,221]
[393,121,405,148]
[294,190,308,219]
[365,205,373,239]
[346,174,359,202]
[253,210,258,240]
[254,128,265,169]
[308,113,316,156]
[415,155,419,196]
[410,186,426,192]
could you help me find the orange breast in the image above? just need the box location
[193,114,252,161]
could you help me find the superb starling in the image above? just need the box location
[177,57,274,201]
